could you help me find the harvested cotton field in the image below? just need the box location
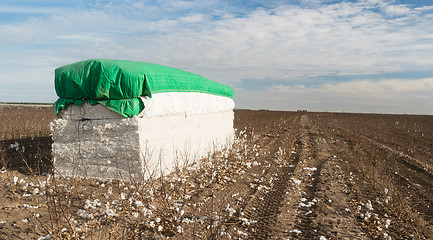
[1,106,433,239]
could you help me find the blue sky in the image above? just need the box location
[1,0,432,114]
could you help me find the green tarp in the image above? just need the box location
[54,59,234,118]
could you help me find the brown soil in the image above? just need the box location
[0,109,432,239]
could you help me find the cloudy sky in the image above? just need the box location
[1,0,432,114]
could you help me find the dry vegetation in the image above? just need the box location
[0,104,54,140]
[0,106,432,239]
[0,104,55,174]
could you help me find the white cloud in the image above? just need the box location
[265,78,433,113]
[1,0,433,113]
[0,5,64,14]
[384,4,411,16]
[2,1,432,76]
[415,6,433,12]
[272,78,433,94]
[179,14,208,23]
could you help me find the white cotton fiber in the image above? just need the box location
[51,92,234,181]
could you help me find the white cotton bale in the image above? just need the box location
[50,92,235,181]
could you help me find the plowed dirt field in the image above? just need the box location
[1,108,432,239]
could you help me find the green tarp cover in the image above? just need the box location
[54,59,234,118]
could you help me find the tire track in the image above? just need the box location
[287,123,328,239]
[285,115,367,240]
[289,158,327,239]
[178,114,302,239]
[241,139,303,239]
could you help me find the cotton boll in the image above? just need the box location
[135,201,144,207]
[366,201,373,211]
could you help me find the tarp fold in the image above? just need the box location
[54,59,234,117]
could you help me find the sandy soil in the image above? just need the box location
[1,110,432,239]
